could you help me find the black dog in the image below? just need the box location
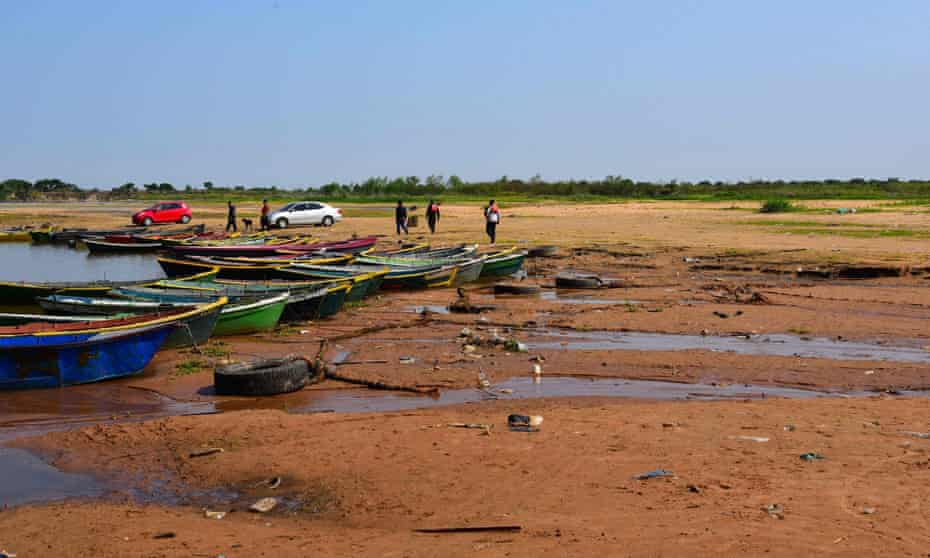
[241,218,253,232]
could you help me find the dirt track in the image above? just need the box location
[2,200,930,556]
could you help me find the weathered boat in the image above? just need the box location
[37,294,195,315]
[84,238,164,254]
[479,251,526,278]
[0,268,219,306]
[0,312,127,326]
[0,300,225,389]
[34,296,226,348]
[157,252,353,280]
[167,236,377,257]
[268,268,386,302]
[0,228,36,242]
[278,283,350,322]
[451,258,485,286]
[212,293,288,336]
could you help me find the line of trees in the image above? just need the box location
[2,175,929,201]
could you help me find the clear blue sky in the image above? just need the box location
[2,1,928,188]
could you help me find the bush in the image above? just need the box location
[759,199,796,213]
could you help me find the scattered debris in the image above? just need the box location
[532,364,542,376]
[764,503,785,519]
[189,447,224,458]
[633,469,674,480]
[399,356,416,364]
[783,424,796,432]
[900,431,930,439]
[497,388,513,394]
[477,370,491,389]
[448,423,492,435]
[508,414,543,432]
[414,525,522,534]
[734,435,770,443]
[249,497,278,513]
[862,507,876,515]
[799,452,825,461]
[204,510,227,520]
[864,369,875,375]
[153,532,176,539]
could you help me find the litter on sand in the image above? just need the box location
[799,452,825,461]
[633,468,674,480]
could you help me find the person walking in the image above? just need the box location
[484,199,500,244]
[426,199,440,234]
[226,200,237,233]
[395,200,409,235]
[260,199,271,231]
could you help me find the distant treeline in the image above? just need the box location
[2,175,930,202]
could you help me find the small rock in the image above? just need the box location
[249,497,278,513]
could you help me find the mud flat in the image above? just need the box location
[2,200,930,556]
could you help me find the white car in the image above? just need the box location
[269,201,343,228]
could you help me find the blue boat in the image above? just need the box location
[0,300,226,390]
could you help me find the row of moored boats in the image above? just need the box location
[0,233,526,390]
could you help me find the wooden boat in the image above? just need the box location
[369,244,478,259]
[0,312,129,326]
[37,294,195,315]
[167,236,377,257]
[0,268,219,307]
[0,228,36,242]
[480,251,526,278]
[270,268,386,302]
[0,299,226,389]
[157,253,352,280]
[279,283,350,322]
[29,227,59,243]
[212,293,288,336]
[451,258,485,286]
[84,238,165,254]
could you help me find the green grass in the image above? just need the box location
[759,199,799,213]
[174,358,209,376]
[199,341,230,359]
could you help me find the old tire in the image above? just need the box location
[493,283,541,295]
[555,273,603,289]
[214,357,310,396]
[527,245,558,258]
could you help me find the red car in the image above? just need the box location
[132,201,193,226]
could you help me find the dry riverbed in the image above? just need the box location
[2,200,930,556]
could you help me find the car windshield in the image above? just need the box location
[278,203,295,212]
[145,205,160,211]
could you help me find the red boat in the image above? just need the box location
[166,236,378,257]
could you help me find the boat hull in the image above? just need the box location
[162,304,222,348]
[480,253,526,277]
[213,297,287,336]
[0,325,171,389]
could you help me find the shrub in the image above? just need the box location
[759,199,795,213]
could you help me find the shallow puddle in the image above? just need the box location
[526,330,930,364]
[406,305,451,314]
[0,447,104,506]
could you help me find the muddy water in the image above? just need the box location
[218,376,853,415]
[0,243,164,283]
[0,382,214,443]
[526,330,930,364]
[0,447,104,506]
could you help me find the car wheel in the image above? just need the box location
[276,218,289,229]
[322,215,334,227]
[143,217,153,226]
[180,215,191,224]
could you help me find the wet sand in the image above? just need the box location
[2,200,930,556]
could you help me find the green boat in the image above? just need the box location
[0,268,220,307]
[213,293,288,336]
[480,252,526,278]
[272,268,386,302]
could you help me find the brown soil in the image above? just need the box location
[2,200,930,556]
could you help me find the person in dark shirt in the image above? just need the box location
[426,199,440,233]
[260,199,270,231]
[395,200,408,235]
[226,201,237,233]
